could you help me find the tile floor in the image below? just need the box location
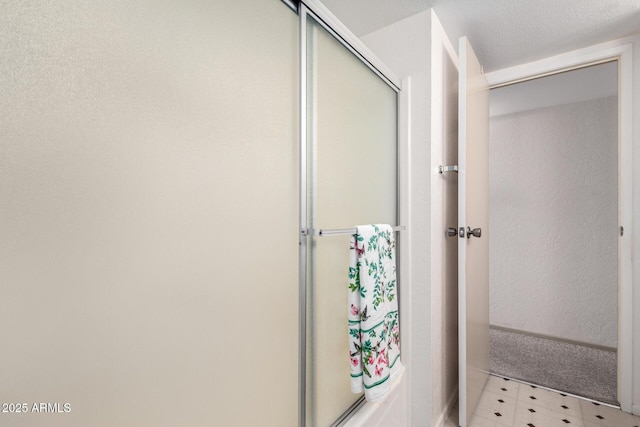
[446,375,640,427]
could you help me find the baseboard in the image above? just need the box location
[490,324,617,353]
[433,386,458,427]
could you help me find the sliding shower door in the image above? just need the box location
[304,14,397,427]
[0,1,298,426]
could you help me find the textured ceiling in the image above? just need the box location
[318,0,640,71]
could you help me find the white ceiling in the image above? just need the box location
[318,0,640,71]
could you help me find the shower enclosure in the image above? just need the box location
[0,0,402,425]
[298,3,401,425]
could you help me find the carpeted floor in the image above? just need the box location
[489,327,618,405]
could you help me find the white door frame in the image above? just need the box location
[486,38,633,413]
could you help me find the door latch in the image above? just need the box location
[466,227,482,239]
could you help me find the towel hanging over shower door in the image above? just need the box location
[348,224,403,402]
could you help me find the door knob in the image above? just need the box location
[466,227,481,238]
[447,227,458,237]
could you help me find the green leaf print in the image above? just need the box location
[386,278,396,302]
[363,363,371,378]
[379,326,387,342]
[373,284,383,309]
[367,234,378,252]
[368,261,378,277]
[349,264,361,294]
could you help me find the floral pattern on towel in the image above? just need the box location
[348,224,402,401]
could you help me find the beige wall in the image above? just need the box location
[430,14,460,427]
[490,95,618,348]
[361,10,434,426]
[633,36,640,416]
[0,1,298,426]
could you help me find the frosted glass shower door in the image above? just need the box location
[305,16,398,427]
[0,1,298,426]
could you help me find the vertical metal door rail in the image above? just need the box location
[298,3,308,427]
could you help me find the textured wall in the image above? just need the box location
[632,36,640,415]
[361,11,433,426]
[428,12,460,427]
[489,96,618,348]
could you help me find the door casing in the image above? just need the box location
[486,38,634,414]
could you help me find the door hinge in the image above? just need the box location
[439,165,459,174]
[620,226,624,237]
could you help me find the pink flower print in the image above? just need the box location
[375,365,384,377]
[350,304,359,316]
[368,356,375,365]
[377,349,389,366]
[351,357,359,367]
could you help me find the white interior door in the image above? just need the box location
[458,36,490,427]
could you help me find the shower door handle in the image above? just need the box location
[447,227,458,237]
[466,227,482,239]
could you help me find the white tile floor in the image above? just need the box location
[446,375,640,427]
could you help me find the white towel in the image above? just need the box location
[348,224,403,402]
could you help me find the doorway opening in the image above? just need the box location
[488,61,619,405]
